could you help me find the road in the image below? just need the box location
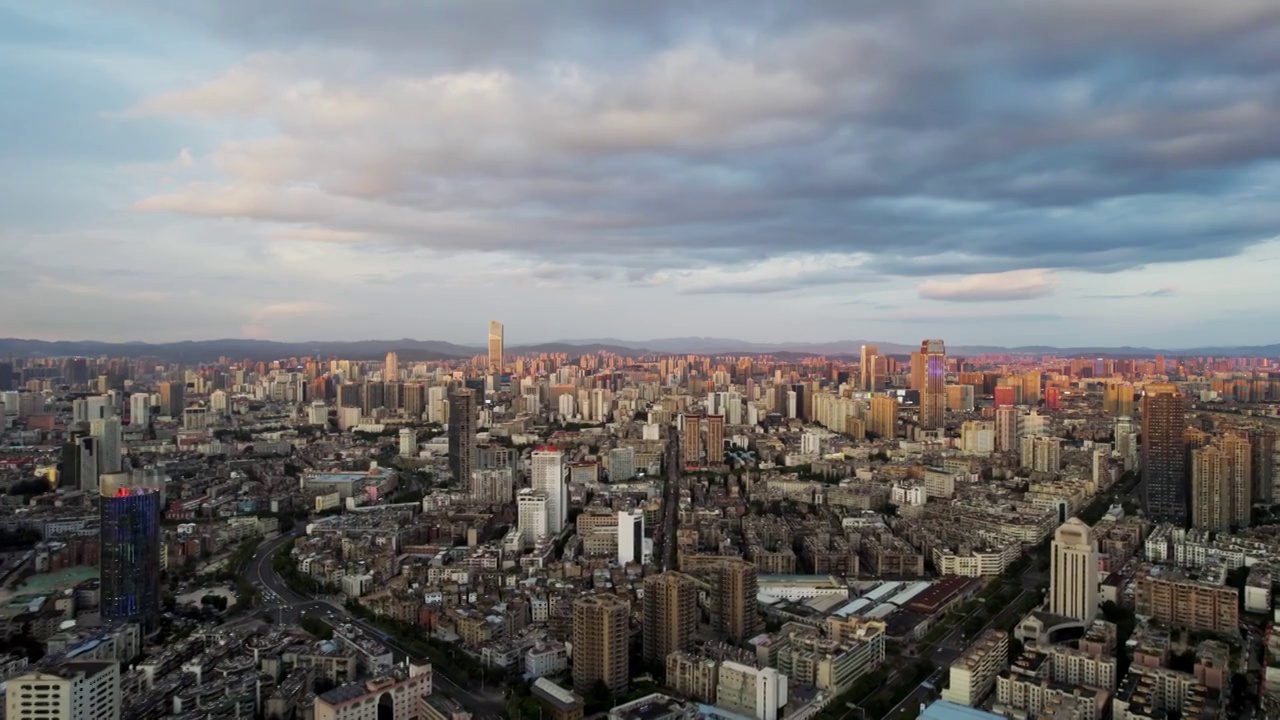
[247,532,508,720]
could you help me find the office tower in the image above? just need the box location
[642,572,697,668]
[517,489,550,548]
[0,361,12,392]
[99,473,162,635]
[4,661,121,720]
[860,344,880,391]
[531,448,567,532]
[158,381,184,418]
[868,396,898,438]
[448,388,476,490]
[385,351,399,382]
[488,320,504,372]
[608,447,636,482]
[89,416,122,476]
[919,339,946,430]
[73,395,110,424]
[1142,383,1189,524]
[1049,518,1099,624]
[572,594,630,695]
[617,509,644,566]
[713,559,761,644]
[1104,383,1135,417]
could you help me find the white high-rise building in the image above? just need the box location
[182,406,208,431]
[128,393,150,426]
[800,433,821,456]
[517,490,550,548]
[427,386,447,424]
[716,661,787,720]
[617,509,644,566]
[1049,518,1099,623]
[209,390,229,415]
[73,395,111,424]
[558,393,576,419]
[531,448,567,533]
[307,401,329,425]
[4,661,121,720]
[89,416,122,476]
[399,428,417,457]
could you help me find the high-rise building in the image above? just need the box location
[99,473,162,635]
[1049,518,1099,624]
[1142,383,1189,525]
[919,339,947,430]
[617,509,644,566]
[385,351,399,382]
[517,489,550,548]
[1250,428,1276,506]
[679,414,725,466]
[448,388,476,490]
[4,661,121,720]
[1103,383,1135,417]
[0,361,12,392]
[868,396,898,439]
[642,572,697,669]
[910,351,926,391]
[532,448,567,533]
[1192,436,1252,532]
[995,406,1020,452]
[158,381,184,419]
[860,345,880,392]
[89,417,122,477]
[713,559,761,645]
[608,447,636,482]
[572,594,630,695]
[488,320,504,372]
[716,662,788,720]
[1020,436,1062,474]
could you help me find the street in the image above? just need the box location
[246,532,508,720]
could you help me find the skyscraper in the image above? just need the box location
[1142,383,1188,525]
[919,339,947,430]
[448,388,476,490]
[99,473,162,635]
[1049,518,1099,624]
[385,351,399,382]
[643,572,697,670]
[488,320,504,373]
[572,594,630,695]
[89,416,123,476]
[531,447,567,533]
[860,344,880,391]
[158,381,184,419]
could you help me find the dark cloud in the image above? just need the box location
[117,0,1280,278]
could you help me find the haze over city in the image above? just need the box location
[5,1,1280,347]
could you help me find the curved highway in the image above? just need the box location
[247,532,507,720]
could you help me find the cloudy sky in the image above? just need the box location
[4,0,1280,348]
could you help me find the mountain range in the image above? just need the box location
[1,337,1277,362]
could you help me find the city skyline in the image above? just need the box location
[5,2,1280,346]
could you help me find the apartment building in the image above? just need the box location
[942,629,1009,707]
[313,666,433,720]
[4,662,120,720]
[715,662,787,720]
[1134,564,1239,633]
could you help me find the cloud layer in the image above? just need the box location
[3,1,1280,345]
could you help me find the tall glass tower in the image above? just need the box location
[99,473,162,635]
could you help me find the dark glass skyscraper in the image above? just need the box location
[100,475,162,635]
[448,388,476,491]
[1142,383,1189,526]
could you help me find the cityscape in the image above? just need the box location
[0,331,1279,720]
[6,2,1280,720]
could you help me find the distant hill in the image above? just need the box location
[0,336,1275,362]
